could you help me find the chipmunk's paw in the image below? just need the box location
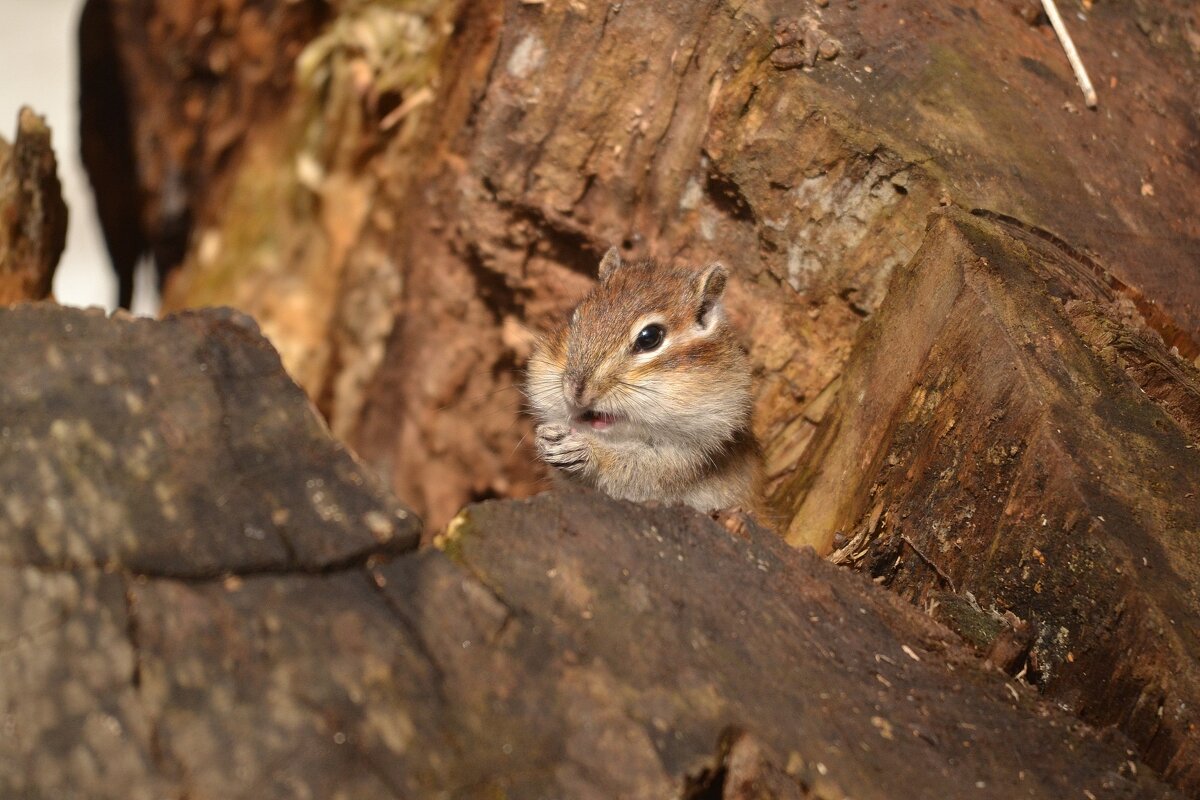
[711,507,755,540]
[535,424,590,474]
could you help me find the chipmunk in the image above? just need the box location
[526,247,763,516]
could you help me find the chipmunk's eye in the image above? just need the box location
[632,324,666,353]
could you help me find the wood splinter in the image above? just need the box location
[1041,0,1098,109]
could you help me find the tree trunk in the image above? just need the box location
[82,0,1200,527]
[80,0,1200,794]
[787,207,1200,791]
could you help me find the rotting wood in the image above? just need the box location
[72,3,1200,795]
[0,108,66,304]
[786,208,1200,794]
[80,0,1200,533]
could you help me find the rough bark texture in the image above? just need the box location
[786,207,1200,792]
[0,304,418,797]
[0,304,418,574]
[75,0,1200,796]
[0,308,1182,798]
[80,0,1200,530]
[0,108,67,304]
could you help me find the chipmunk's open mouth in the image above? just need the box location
[576,410,621,431]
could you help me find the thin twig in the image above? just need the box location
[899,534,958,593]
[1041,0,1098,109]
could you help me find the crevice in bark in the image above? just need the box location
[0,539,412,585]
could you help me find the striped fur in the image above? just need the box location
[527,251,762,513]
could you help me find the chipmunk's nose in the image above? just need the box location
[563,373,594,407]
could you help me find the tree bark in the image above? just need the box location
[79,0,330,307]
[78,0,1200,794]
[0,311,1182,797]
[786,207,1200,791]
[81,0,1200,527]
[0,108,67,304]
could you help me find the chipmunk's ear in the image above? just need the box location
[598,246,623,282]
[694,262,728,330]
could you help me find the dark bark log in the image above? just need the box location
[0,304,417,575]
[0,108,67,304]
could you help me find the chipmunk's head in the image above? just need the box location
[527,247,752,450]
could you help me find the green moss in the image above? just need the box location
[933,591,1005,651]
[435,507,476,565]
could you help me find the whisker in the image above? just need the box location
[524,384,561,399]
[615,379,661,399]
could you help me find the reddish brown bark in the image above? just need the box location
[82,0,1200,528]
[77,1,1200,794]
[79,0,329,306]
[786,208,1200,791]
